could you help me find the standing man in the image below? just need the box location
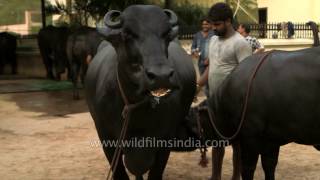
[197,3,252,180]
[237,24,265,54]
[191,18,215,76]
[191,17,214,97]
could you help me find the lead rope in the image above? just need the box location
[106,72,147,180]
[206,51,273,141]
[195,109,208,167]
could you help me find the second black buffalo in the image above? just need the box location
[66,26,104,99]
[0,32,17,75]
[38,25,70,80]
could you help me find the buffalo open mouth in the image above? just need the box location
[150,88,172,98]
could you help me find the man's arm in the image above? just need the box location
[253,39,265,54]
[197,66,209,87]
[193,66,209,100]
[254,47,265,54]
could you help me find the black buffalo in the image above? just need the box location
[66,26,104,99]
[208,48,320,180]
[85,5,196,180]
[0,32,17,74]
[38,25,70,80]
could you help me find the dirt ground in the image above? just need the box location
[1,89,320,180]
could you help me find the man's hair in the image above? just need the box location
[208,2,233,22]
[240,24,251,33]
[201,17,212,24]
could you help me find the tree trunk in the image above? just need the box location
[164,0,173,9]
[66,0,73,24]
[40,0,46,27]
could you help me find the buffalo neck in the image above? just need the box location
[116,64,144,104]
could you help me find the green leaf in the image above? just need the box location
[228,0,259,24]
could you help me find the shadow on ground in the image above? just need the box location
[7,90,88,118]
[0,78,88,117]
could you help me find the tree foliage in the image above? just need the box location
[45,0,151,26]
[0,0,41,25]
[171,1,207,26]
[44,0,258,27]
[209,0,258,24]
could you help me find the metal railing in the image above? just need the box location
[178,22,318,40]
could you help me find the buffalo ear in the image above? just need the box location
[164,9,179,40]
[96,26,121,48]
[169,25,179,40]
[96,25,120,37]
[104,10,123,28]
[96,10,123,37]
[163,9,178,26]
[96,10,124,47]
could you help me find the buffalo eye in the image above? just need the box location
[122,28,138,40]
[131,63,141,70]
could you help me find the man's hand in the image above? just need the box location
[204,58,209,65]
[193,83,202,103]
[192,52,200,59]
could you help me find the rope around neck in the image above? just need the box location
[106,72,147,180]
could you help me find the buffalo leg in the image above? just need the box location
[241,140,259,180]
[231,141,241,180]
[94,118,129,180]
[80,62,87,85]
[210,142,241,180]
[66,62,72,81]
[55,73,61,81]
[10,51,17,74]
[47,62,55,79]
[147,150,170,180]
[72,63,80,100]
[261,144,280,180]
[104,148,130,180]
[80,55,91,86]
[44,55,55,79]
[210,146,225,180]
[11,58,17,74]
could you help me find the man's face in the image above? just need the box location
[201,20,211,32]
[237,25,246,36]
[212,21,228,37]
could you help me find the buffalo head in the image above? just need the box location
[98,5,179,102]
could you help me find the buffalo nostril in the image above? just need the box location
[168,69,174,78]
[146,70,156,80]
[146,67,174,80]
